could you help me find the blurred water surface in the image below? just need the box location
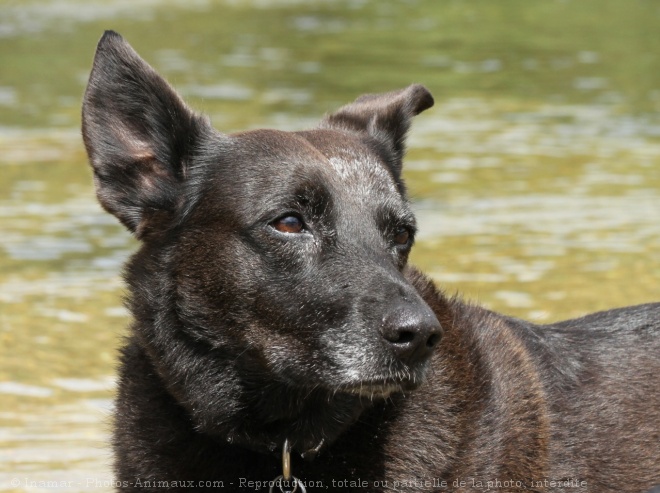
[0,0,658,490]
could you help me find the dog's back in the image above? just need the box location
[541,304,660,489]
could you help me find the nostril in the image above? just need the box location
[426,332,441,348]
[391,330,415,345]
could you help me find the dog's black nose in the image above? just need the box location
[380,306,442,364]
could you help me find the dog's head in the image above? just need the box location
[83,31,441,451]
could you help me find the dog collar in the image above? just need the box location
[270,439,307,493]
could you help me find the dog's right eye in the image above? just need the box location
[271,215,305,234]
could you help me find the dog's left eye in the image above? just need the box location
[271,215,305,234]
[394,226,412,246]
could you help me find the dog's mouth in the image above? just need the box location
[336,378,420,399]
[340,383,402,399]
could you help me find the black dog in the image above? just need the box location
[82,31,660,492]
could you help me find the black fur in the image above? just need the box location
[82,32,660,492]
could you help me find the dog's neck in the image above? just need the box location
[215,361,372,456]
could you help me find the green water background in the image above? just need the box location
[0,0,658,489]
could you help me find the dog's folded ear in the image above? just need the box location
[320,84,434,178]
[82,31,210,238]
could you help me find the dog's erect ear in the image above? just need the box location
[82,31,210,238]
[320,84,433,178]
